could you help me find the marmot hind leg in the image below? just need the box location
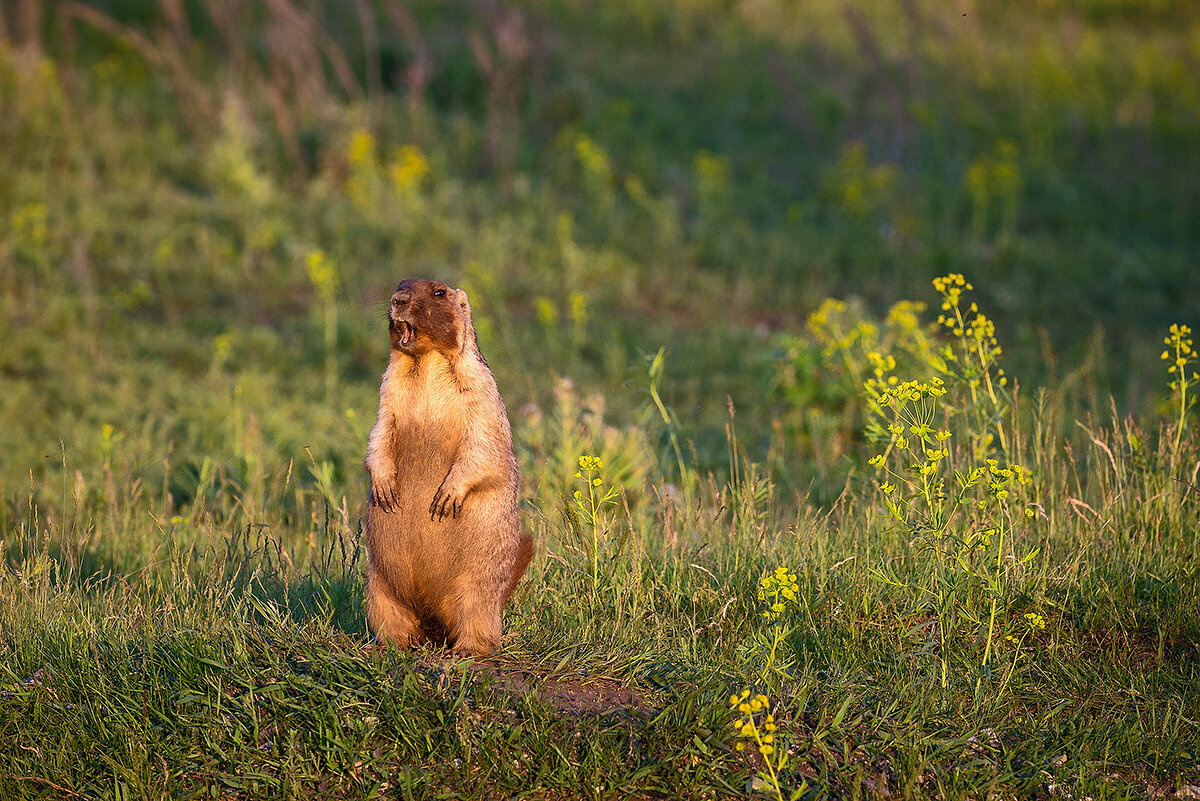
[366,569,426,648]
[503,533,534,604]
[447,578,504,657]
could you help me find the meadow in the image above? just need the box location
[1,0,1198,798]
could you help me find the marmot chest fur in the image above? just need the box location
[363,278,531,657]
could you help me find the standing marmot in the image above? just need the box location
[364,278,532,657]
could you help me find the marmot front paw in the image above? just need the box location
[430,477,467,520]
[370,474,401,512]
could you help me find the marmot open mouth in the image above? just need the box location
[397,321,416,346]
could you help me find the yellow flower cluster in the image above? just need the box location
[694,151,731,186]
[870,374,1031,530]
[347,128,376,167]
[807,298,842,347]
[933,275,1007,388]
[757,567,799,622]
[831,141,898,220]
[390,144,431,193]
[575,134,613,182]
[1005,611,1046,645]
[964,140,1021,241]
[306,249,336,300]
[345,128,432,208]
[986,460,1030,503]
[213,331,233,363]
[807,298,877,358]
[1162,322,1197,452]
[877,377,946,407]
[9,202,48,247]
[1162,323,1196,380]
[991,140,1020,196]
[534,296,558,326]
[967,313,997,350]
[573,454,606,500]
[976,526,996,550]
[885,300,941,371]
[728,690,777,755]
[886,299,925,332]
[568,291,588,328]
[577,454,603,473]
[570,453,622,603]
[958,459,1030,508]
[964,142,1020,198]
[867,350,897,382]
[932,273,972,310]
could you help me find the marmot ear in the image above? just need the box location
[453,288,477,355]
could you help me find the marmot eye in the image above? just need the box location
[433,288,446,298]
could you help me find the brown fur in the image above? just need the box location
[364,278,532,657]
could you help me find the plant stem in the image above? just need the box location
[324,298,337,404]
[995,630,1027,707]
[1175,365,1187,454]
[938,586,948,689]
[977,594,999,698]
[752,724,784,801]
[648,349,691,503]
[763,624,783,679]
[589,476,600,605]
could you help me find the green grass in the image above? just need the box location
[2,0,1199,797]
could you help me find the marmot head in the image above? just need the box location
[389,278,473,356]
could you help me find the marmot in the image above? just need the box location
[364,278,532,657]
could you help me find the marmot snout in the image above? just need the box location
[364,278,532,657]
[387,280,465,357]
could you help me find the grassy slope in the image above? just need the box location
[1,0,1199,798]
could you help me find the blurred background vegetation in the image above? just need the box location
[1,0,1197,509]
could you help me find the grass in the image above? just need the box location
[2,0,1199,797]
[4,413,1198,798]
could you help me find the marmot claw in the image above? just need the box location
[429,482,465,520]
[371,479,400,512]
